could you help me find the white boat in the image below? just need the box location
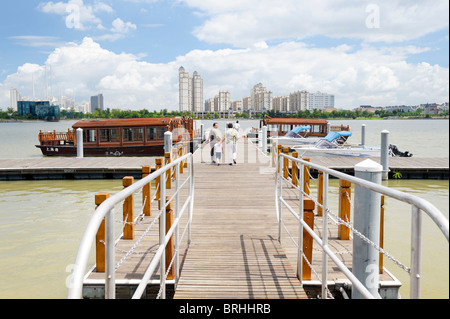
[293,131,381,157]
[269,125,320,146]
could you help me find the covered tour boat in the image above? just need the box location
[260,116,351,138]
[36,117,194,157]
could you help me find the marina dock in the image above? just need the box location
[78,138,408,299]
[0,153,447,180]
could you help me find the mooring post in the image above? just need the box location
[338,179,352,240]
[94,192,110,273]
[352,159,382,299]
[381,130,390,180]
[76,128,83,158]
[361,124,366,146]
[122,176,135,240]
[142,166,152,216]
[261,125,268,154]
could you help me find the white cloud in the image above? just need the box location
[111,18,137,34]
[1,38,448,111]
[38,0,114,30]
[180,0,449,47]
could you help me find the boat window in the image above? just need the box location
[282,124,291,133]
[123,128,144,142]
[312,125,322,133]
[268,125,279,132]
[100,128,119,143]
[147,127,166,141]
[83,129,97,143]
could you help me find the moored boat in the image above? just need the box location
[36,117,194,157]
[293,131,382,157]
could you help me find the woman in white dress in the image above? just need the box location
[224,123,239,165]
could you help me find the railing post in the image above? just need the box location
[303,157,310,195]
[175,160,181,287]
[338,179,351,240]
[410,206,423,299]
[283,147,289,179]
[317,171,323,217]
[123,177,135,240]
[352,159,383,299]
[277,144,282,172]
[292,152,299,188]
[379,195,385,274]
[95,192,109,273]
[159,166,167,299]
[272,141,277,167]
[142,166,152,216]
[302,197,315,281]
[381,130,390,181]
[165,152,172,189]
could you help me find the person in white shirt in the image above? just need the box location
[224,123,239,165]
[208,122,221,163]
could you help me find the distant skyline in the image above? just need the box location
[0,0,448,111]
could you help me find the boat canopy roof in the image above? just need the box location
[262,118,328,125]
[322,131,352,142]
[73,117,181,129]
[291,125,311,134]
[285,125,311,137]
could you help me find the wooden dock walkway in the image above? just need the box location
[78,137,406,299]
[173,140,306,299]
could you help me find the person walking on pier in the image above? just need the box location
[208,122,221,164]
[225,123,239,165]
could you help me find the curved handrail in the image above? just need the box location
[67,153,193,299]
[276,152,448,299]
[280,153,448,240]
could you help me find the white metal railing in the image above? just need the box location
[67,153,194,299]
[276,152,449,299]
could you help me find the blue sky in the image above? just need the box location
[0,0,448,111]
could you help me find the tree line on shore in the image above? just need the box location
[1,106,448,121]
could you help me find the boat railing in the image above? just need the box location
[276,152,448,299]
[67,152,194,299]
[38,130,75,143]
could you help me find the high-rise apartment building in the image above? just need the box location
[10,88,21,111]
[214,90,231,112]
[251,83,272,112]
[309,91,334,110]
[290,90,310,112]
[273,96,290,112]
[179,67,203,113]
[90,93,104,113]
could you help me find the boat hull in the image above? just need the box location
[36,144,165,157]
[294,146,381,157]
